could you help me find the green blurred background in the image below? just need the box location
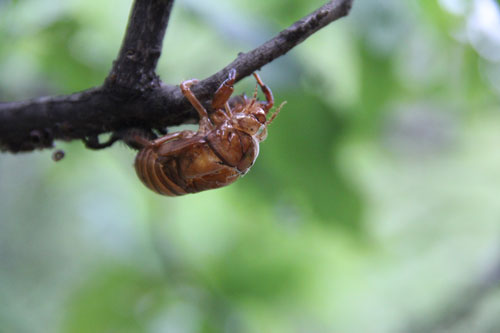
[1,0,500,332]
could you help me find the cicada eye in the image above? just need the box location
[253,109,267,124]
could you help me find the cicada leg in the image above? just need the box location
[180,79,213,133]
[127,129,194,152]
[252,72,274,113]
[258,101,286,142]
[212,68,236,117]
[152,131,192,146]
[131,135,154,149]
[265,101,286,126]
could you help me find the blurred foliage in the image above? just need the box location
[2,0,500,332]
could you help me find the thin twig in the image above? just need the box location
[406,250,500,333]
[190,0,354,100]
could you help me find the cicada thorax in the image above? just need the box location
[206,124,260,174]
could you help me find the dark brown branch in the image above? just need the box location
[0,0,353,153]
[105,0,175,91]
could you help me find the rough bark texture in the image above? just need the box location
[0,0,353,153]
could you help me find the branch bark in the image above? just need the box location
[0,0,353,153]
[105,0,174,91]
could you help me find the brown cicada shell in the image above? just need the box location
[134,69,283,196]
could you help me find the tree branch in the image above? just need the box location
[0,0,353,153]
[191,0,354,101]
[406,250,500,333]
[105,0,174,91]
